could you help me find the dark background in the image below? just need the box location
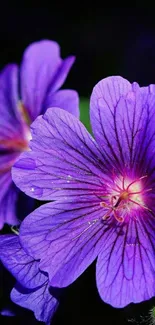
[0,4,155,325]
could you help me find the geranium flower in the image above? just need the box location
[12,76,155,307]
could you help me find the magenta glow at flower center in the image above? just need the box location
[100,175,150,223]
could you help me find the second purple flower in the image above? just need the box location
[0,39,79,228]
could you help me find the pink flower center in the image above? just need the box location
[100,175,150,222]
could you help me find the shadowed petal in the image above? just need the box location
[20,200,105,287]
[43,89,79,118]
[11,282,58,325]
[0,65,25,148]
[96,211,155,307]
[0,180,19,228]
[0,152,20,228]
[12,108,110,201]
[0,235,47,289]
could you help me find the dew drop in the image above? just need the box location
[30,186,43,197]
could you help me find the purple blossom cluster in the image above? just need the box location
[1,39,155,324]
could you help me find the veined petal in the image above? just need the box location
[12,108,110,201]
[0,64,25,148]
[43,89,80,118]
[90,76,155,174]
[96,211,155,307]
[20,200,105,287]
[11,282,58,325]
[0,235,47,289]
[141,84,155,94]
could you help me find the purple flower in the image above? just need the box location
[12,76,155,308]
[0,235,58,324]
[0,39,79,228]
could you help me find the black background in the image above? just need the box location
[0,4,155,324]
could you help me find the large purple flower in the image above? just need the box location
[0,234,58,324]
[0,39,79,228]
[12,76,155,308]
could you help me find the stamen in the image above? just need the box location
[100,174,150,223]
[128,198,151,211]
[126,175,147,191]
[114,210,124,222]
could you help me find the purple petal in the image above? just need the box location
[20,40,74,121]
[141,84,155,94]
[0,180,19,228]
[0,152,20,228]
[96,211,155,307]
[0,235,47,289]
[44,55,75,93]
[0,64,25,148]
[11,282,58,324]
[43,89,80,118]
[90,76,155,173]
[20,40,61,121]
[12,108,109,201]
[20,200,104,287]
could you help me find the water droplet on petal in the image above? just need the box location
[30,186,43,197]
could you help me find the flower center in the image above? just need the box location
[100,175,150,223]
[0,102,32,173]
[0,101,32,152]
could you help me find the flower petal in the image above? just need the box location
[45,55,75,93]
[90,76,155,173]
[0,152,20,228]
[20,40,61,120]
[20,40,74,121]
[96,212,155,307]
[141,84,155,94]
[0,235,47,289]
[12,108,109,201]
[0,180,19,228]
[43,89,80,118]
[20,200,105,287]
[11,282,58,325]
[0,64,25,147]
